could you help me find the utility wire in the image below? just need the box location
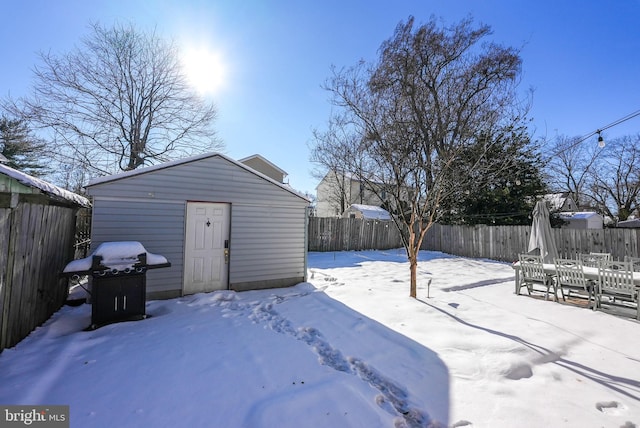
[550,108,640,156]
[598,109,640,133]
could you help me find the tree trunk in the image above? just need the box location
[408,218,430,299]
[409,254,418,298]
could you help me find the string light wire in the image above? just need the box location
[551,108,640,156]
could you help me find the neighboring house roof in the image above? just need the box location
[87,152,309,202]
[238,154,288,176]
[542,193,576,211]
[0,153,8,163]
[0,163,90,207]
[348,204,391,220]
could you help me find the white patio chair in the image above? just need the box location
[623,255,640,272]
[595,260,639,320]
[518,254,557,301]
[579,252,611,268]
[553,258,594,308]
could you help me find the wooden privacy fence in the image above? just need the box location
[308,218,640,262]
[0,202,79,351]
[308,217,403,251]
[421,224,530,262]
[422,224,640,262]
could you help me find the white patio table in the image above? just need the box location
[511,262,640,294]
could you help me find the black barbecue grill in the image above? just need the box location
[62,241,170,329]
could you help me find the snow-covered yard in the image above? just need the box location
[1,250,639,427]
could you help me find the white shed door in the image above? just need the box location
[183,202,230,294]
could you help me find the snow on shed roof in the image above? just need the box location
[617,218,640,228]
[558,211,602,220]
[86,152,310,202]
[349,204,391,220]
[0,163,90,207]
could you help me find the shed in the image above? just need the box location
[85,152,310,299]
[617,218,640,228]
[0,164,90,350]
[558,211,603,229]
[343,204,391,220]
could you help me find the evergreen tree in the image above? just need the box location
[440,124,548,225]
[0,116,49,176]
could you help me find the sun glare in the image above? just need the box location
[181,47,227,96]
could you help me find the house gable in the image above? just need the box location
[315,171,386,217]
[87,152,308,204]
[238,154,288,184]
[543,193,578,212]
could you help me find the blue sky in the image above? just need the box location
[2,1,639,194]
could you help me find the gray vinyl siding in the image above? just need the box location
[87,154,309,297]
[90,198,186,296]
[230,203,306,285]
[89,156,303,205]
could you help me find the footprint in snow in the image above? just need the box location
[220,309,242,318]
[503,362,533,380]
[349,357,431,427]
[595,401,626,415]
[451,421,473,427]
[375,394,396,415]
[246,299,436,427]
[297,327,352,372]
[249,302,297,336]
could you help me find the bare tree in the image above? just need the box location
[310,115,371,216]
[3,22,222,178]
[312,16,525,297]
[545,134,603,207]
[588,135,640,221]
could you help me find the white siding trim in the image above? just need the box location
[92,196,185,205]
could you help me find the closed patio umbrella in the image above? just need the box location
[528,200,558,263]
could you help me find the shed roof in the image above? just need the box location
[348,204,391,220]
[617,218,640,228]
[0,163,90,207]
[558,211,602,220]
[86,152,309,202]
